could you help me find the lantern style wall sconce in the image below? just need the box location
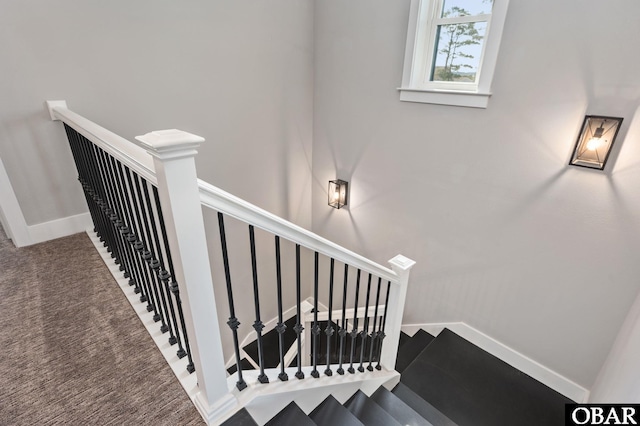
[569,115,623,170]
[328,179,348,209]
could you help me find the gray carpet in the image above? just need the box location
[0,227,203,425]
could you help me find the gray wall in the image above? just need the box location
[590,289,640,402]
[0,0,314,359]
[312,0,640,389]
[0,0,313,228]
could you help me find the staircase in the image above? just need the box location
[223,327,573,426]
[48,103,575,425]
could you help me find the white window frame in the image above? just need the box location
[399,0,510,108]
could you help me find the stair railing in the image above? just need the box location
[47,101,415,424]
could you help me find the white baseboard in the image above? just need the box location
[401,322,590,403]
[26,212,92,245]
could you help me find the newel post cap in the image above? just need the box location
[388,254,416,272]
[46,100,68,121]
[135,129,205,159]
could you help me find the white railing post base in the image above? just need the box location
[194,392,238,425]
[380,254,416,370]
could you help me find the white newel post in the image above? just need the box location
[380,255,416,370]
[135,130,235,423]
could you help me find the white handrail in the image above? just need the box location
[49,103,157,185]
[198,180,399,283]
[48,102,398,283]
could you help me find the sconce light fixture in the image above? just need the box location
[569,115,623,170]
[328,179,348,209]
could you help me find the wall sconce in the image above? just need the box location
[328,179,348,209]
[569,115,623,170]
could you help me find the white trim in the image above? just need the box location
[0,155,31,247]
[400,0,510,108]
[27,212,92,245]
[401,322,590,403]
[399,87,491,108]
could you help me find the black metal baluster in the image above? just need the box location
[138,177,171,333]
[337,264,349,375]
[133,174,166,325]
[94,147,125,270]
[118,164,149,300]
[324,258,335,376]
[89,144,116,257]
[90,147,113,253]
[87,143,111,249]
[150,187,179,346]
[374,313,383,365]
[102,153,137,285]
[368,277,382,371]
[111,158,144,295]
[71,134,99,236]
[153,188,191,367]
[358,273,373,372]
[78,137,106,245]
[274,236,288,382]
[64,126,102,243]
[376,281,392,370]
[120,165,151,302]
[153,186,186,356]
[125,168,157,314]
[248,225,269,384]
[95,148,131,277]
[311,251,320,378]
[217,213,247,390]
[348,269,361,374]
[142,179,176,336]
[78,133,110,250]
[61,127,179,350]
[294,244,304,380]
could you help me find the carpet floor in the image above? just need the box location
[0,228,203,425]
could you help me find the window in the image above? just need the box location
[399,0,510,108]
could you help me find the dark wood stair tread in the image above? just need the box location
[227,357,255,375]
[392,382,457,426]
[309,395,363,426]
[343,390,402,426]
[401,328,573,426]
[396,329,434,373]
[371,385,435,426]
[265,401,316,426]
[399,331,411,349]
[221,408,258,426]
